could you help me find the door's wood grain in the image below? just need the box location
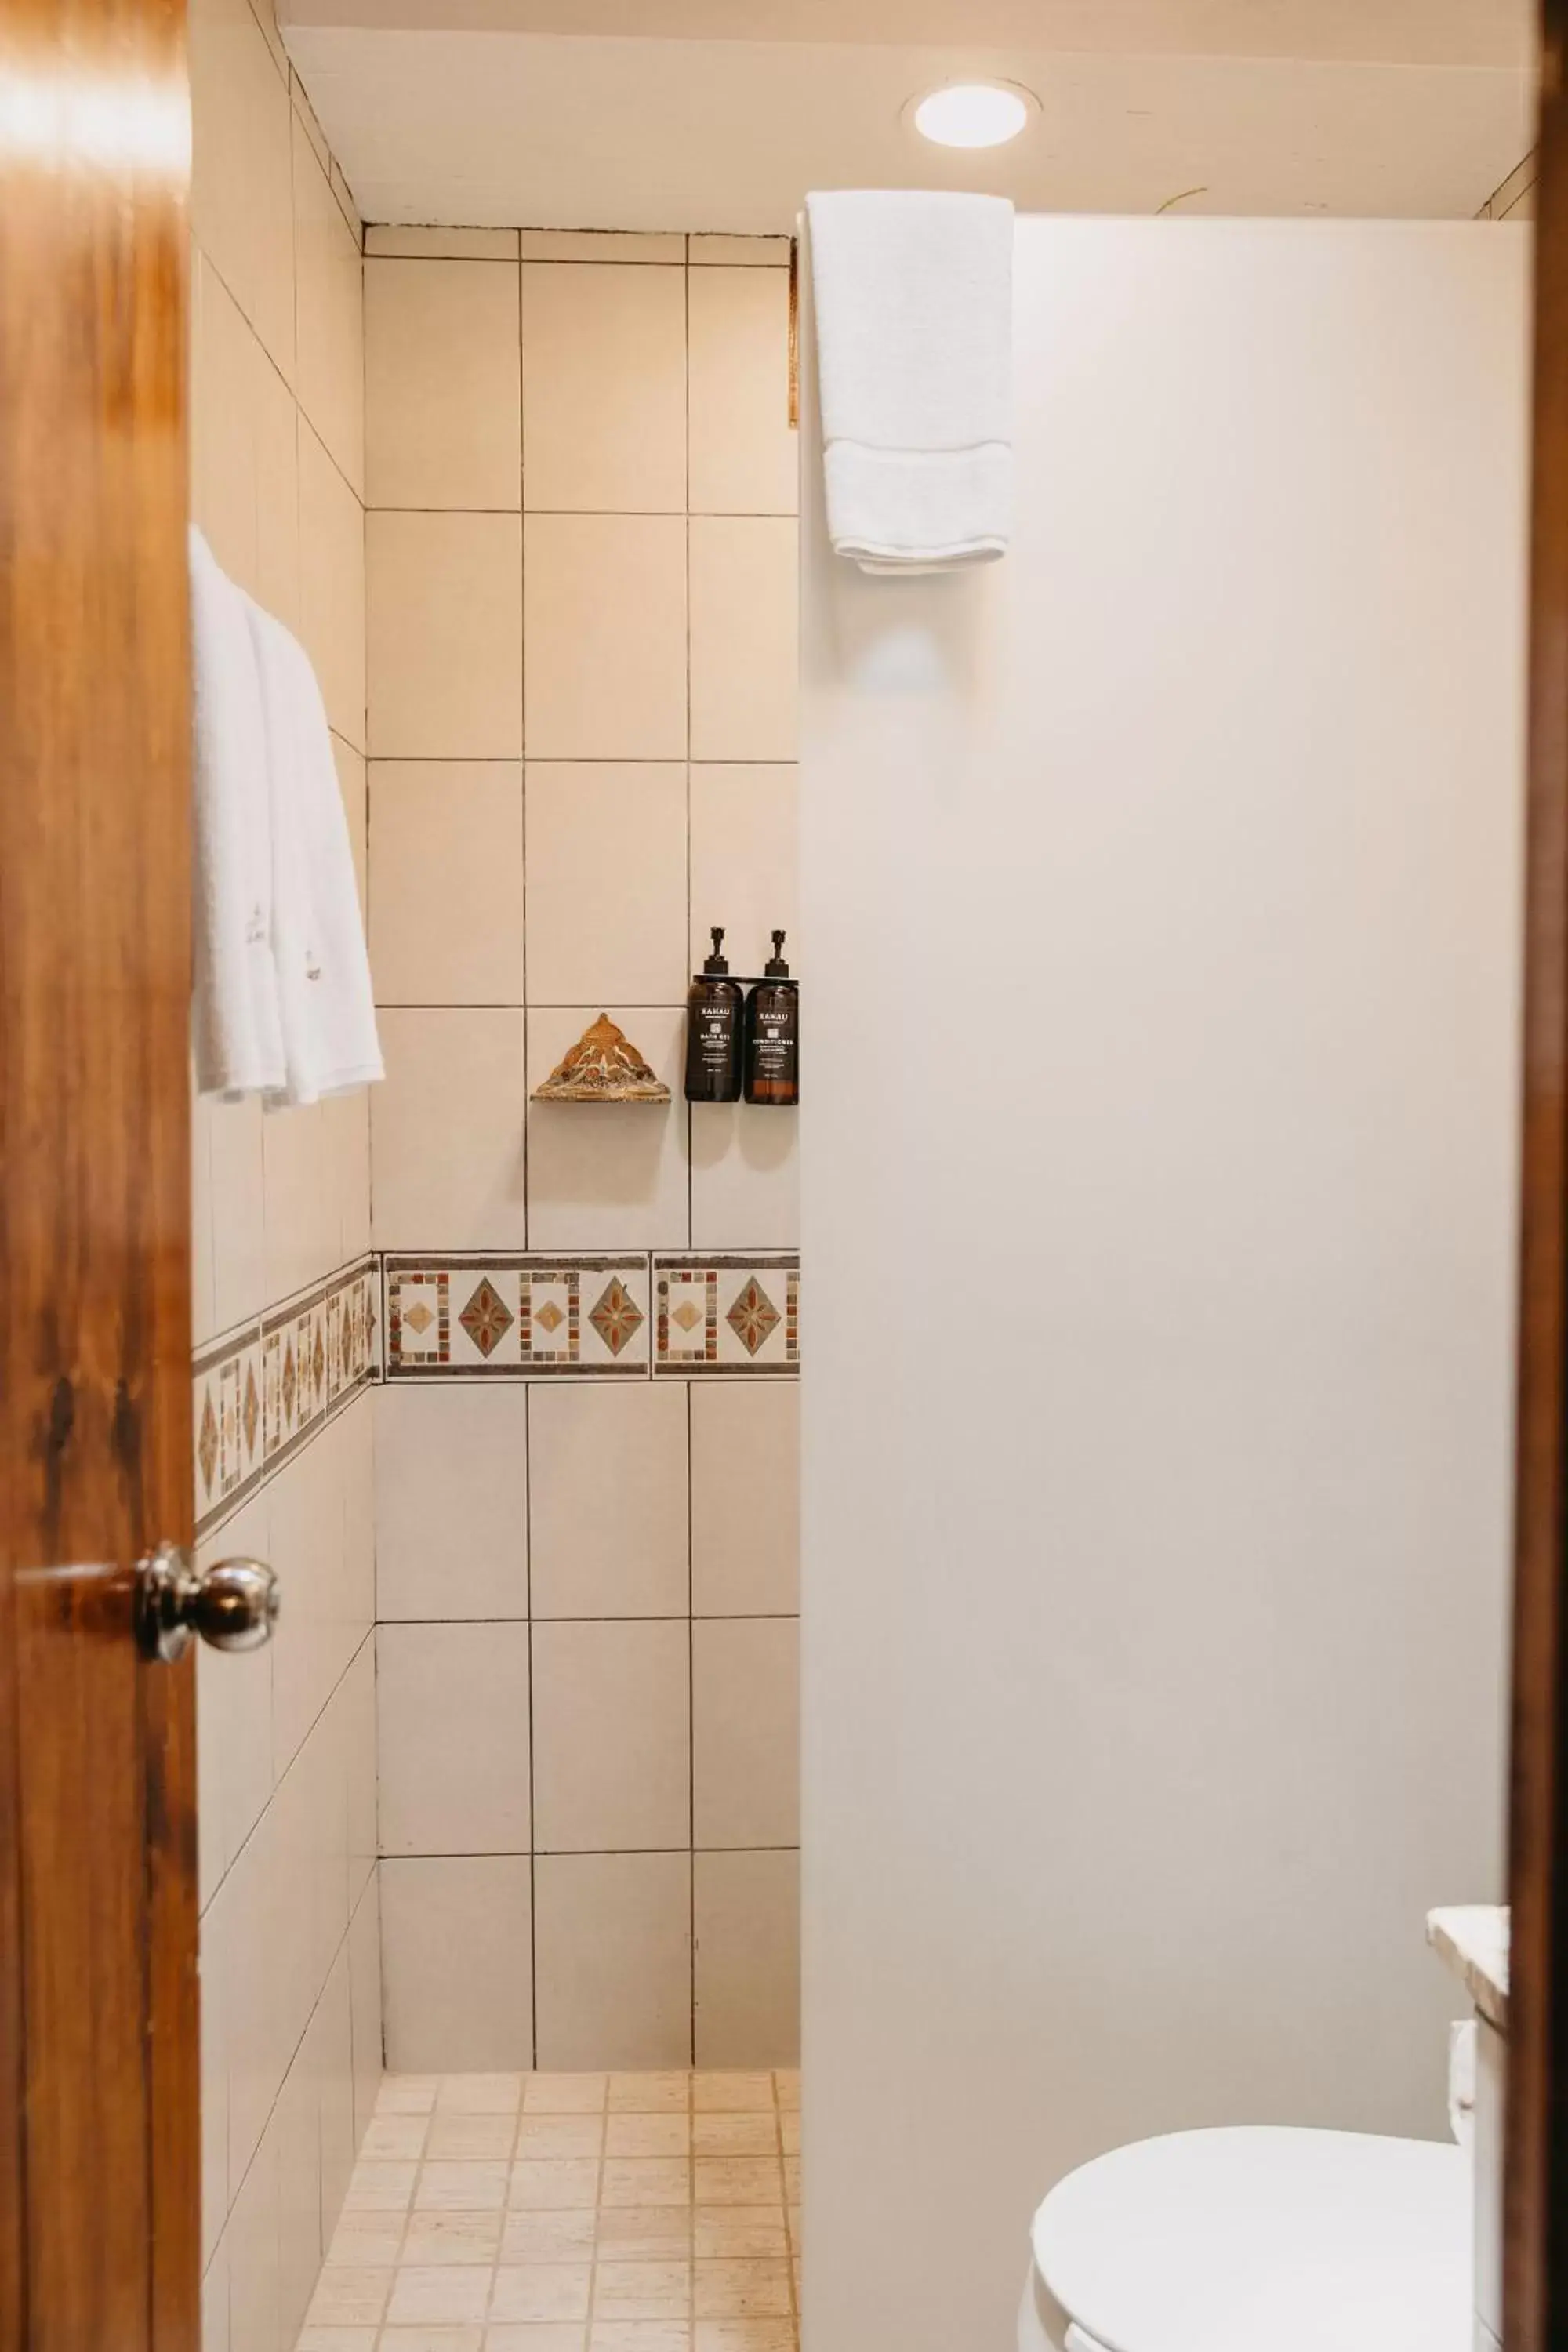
[0,2,195,2346]
[1509,9,1568,2347]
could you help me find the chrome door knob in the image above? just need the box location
[136,1541,281,1662]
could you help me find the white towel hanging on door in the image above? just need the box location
[805,189,1014,572]
[243,597,383,1109]
[189,526,287,1098]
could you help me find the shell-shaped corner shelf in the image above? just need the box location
[531,1014,672,1103]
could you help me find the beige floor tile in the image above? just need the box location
[510,2158,603,2209]
[344,2160,417,2212]
[500,2209,598,2263]
[296,2329,379,2350]
[776,2116,798,2158]
[692,2161,782,2209]
[416,2161,510,2212]
[362,2114,431,2161]
[691,2214,786,2262]
[692,2264,790,2320]
[380,2077,441,2114]
[592,2262,691,2321]
[591,2209,693,2264]
[771,2074,798,2113]
[429,2114,521,2161]
[401,2211,505,2267]
[439,2074,525,2114]
[490,2265,593,2323]
[485,2329,588,2352]
[589,2326,692,2352]
[525,2073,610,2114]
[605,2114,689,2159]
[303,2265,393,2325]
[608,2074,691,2114]
[387,2267,495,2325]
[517,2115,605,2160]
[379,2330,484,2352]
[692,2325,793,2352]
[691,2078,774,2114]
[600,2158,691,2209]
[325,2212,406,2265]
[691,2118,774,2160]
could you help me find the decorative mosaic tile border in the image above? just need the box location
[383,1254,653,1379]
[653,1254,800,1378]
[193,1255,378,1538]
[380,1253,800,1381]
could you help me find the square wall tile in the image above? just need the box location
[693,1850,800,2068]
[369,763,524,1006]
[526,1007,688,1251]
[523,515,686,760]
[263,1097,342,1305]
[521,262,686,512]
[529,1383,688,1619]
[532,1621,690,1853]
[689,1106,798,1253]
[688,765,797,982]
[367,226,520,258]
[688,267,797,517]
[368,510,522,760]
[349,1873,384,2143]
[191,246,304,634]
[292,116,365,496]
[299,419,367,753]
[375,1385,528,1621]
[372,1009,527,1250]
[692,1618,799,1850]
[691,1385,799,1617]
[689,518,797,764]
[690,234,793,267]
[524,764,687,1006]
[197,1487,275,1877]
[365,258,522,510]
[189,0,296,382]
[519,230,684,262]
[209,1089,267,1334]
[535,1853,692,2069]
[191,1092,217,1349]
[335,736,368,920]
[381,1856,533,2073]
[377,1620,531,1856]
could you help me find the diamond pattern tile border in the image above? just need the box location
[193,1254,378,1541]
[655,1254,800,1378]
[383,1255,653,1380]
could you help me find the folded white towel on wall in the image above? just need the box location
[805,188,1014,572]
[189,527,286,1098]
[245,598,383,1109]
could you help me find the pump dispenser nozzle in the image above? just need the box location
[702,927,729,975]
[764,929,789,978]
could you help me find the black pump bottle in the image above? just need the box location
[743,931,799,1107]
[684,927,744,1102]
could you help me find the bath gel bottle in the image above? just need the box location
[684,927,744,1102]
[744,931,800,1106]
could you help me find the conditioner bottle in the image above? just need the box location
[744,931,799,1107]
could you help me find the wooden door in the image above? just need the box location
[1509,5,1568,2346]
[0,2,198,2347]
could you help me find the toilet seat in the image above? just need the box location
[1025,2125,1469,2352]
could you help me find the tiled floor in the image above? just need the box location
[296,2069,802,2352]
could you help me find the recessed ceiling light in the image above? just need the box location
[910,82,1035,151]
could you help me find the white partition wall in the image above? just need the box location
[800,220,1529,2352]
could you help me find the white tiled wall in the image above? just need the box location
[363,228,801,2075]
[187,4,379,2348]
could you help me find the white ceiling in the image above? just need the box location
[281,9,1536,233]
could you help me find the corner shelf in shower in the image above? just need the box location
[530,1012,672,1103]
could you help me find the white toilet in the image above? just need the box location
[1018,2125,1470,2352]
